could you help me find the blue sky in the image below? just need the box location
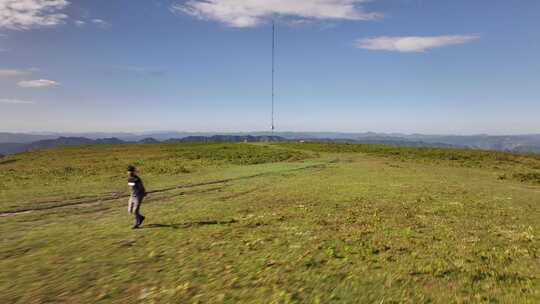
[0,0,539,134]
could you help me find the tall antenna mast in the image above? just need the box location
[271,19,276,133]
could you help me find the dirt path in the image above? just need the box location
[0,162,329,217]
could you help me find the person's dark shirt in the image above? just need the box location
[128,175,146,197]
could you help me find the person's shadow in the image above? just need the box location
[142,219,237,229]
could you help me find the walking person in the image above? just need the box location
[127,165,147,229]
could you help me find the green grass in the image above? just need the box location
[0,143,309,212]
[1,142,540,303]
[277,142,540,167]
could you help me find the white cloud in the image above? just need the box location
[0,68,34,76]
[74,20,85,27]
[172,0,381,28]
[0,98,34,104]
[356,35,480,53]
[17,79,59,88]
[0,0,70,30]
[91,18,110,28]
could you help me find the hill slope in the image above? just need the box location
[1,143,540,303]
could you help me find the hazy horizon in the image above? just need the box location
[2,129,540,138]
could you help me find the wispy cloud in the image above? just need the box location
[0,68,36,76]
[0,98,34,104]
[171,0,381,28]
[91,18,110,28]
[111,66,166,77]
[0,0,70,30]
[17,79,59,88]
[74,18,110,28]
[0,33,6,50]
[356,35,480,53]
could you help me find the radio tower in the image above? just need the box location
[271,20,276,133]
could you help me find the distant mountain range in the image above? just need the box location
[1,132,540,156]
[0,135,284,155]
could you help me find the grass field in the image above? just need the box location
[1,142,540,303]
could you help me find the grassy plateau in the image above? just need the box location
[1,142,540,303]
